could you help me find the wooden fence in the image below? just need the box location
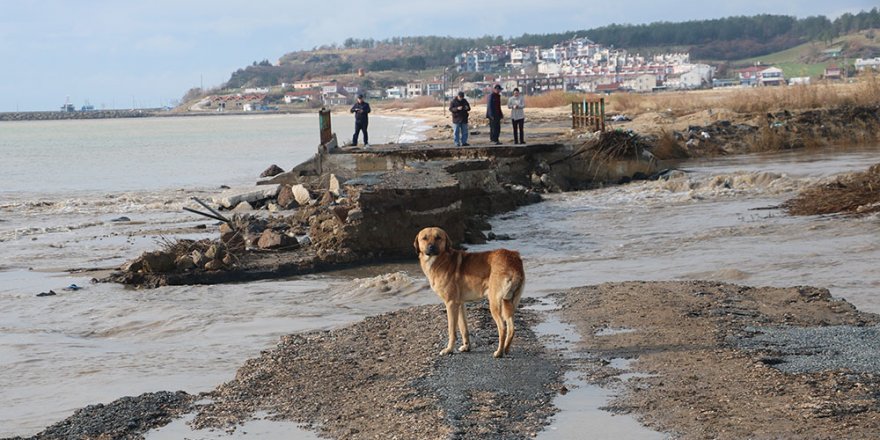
[571,98,605,132]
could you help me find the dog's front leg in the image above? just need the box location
[457,304,470,352]
[440,302,459,355]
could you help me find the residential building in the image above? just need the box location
[385,86,405,99]
[736,66,762,86]
[823,64,842,80]
[622,74,658,92]
[406,81,426,98]
[283,91,319,104]
[855,57,880,71]
[758,67,785,86]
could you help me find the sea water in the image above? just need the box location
[1,114,879,436]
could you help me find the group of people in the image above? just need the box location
[450,84,526,146]
[349,84,526,148]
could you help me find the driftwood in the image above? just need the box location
[183,197,231,224]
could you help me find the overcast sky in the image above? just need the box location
[0,0,875,112]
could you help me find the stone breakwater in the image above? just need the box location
[0,110,156,121]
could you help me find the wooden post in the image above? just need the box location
[318,107,332,145]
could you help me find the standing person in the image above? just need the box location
[350,94,371,148]
[507,87,526,144]
[449,91,471,146]
[486,84,503,145]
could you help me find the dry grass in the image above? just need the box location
[607,73,880,117]
[526,90,594,108]
[652,130,690,159]
[783,163,880,216]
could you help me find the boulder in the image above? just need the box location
[257,229,300,250]
[121,258,144,273]
[260,164,285,178]
[141,251,176,274]
[332,206,350,223]
[291,184,313,206]
[204,259,224,271]
[212,185,280,209]
[232,201,254,212]
[174,255,195,271]
[346,209,364,222]
[191,250,207,267]
[329,173,342,196]
[276,185,298,209]
[205,244,226,261]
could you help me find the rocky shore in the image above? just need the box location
[12,281,880,439]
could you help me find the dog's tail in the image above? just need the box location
[502,275,525,301]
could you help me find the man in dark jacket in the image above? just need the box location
[350,94,371,147]
[486,84,503,145]
[449,91,471,146]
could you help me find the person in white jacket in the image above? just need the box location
[507,88,526,144]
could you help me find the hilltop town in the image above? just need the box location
[185,30,880,114]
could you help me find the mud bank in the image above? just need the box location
[555,281,880,439]
[15,280,880,439]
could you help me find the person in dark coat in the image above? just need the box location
[350,94,371,147]
[449,91,471,146]
[486,84,503,145]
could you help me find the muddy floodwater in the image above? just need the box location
[2,115,878,437]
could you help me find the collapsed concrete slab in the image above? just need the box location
[104,131,657,287]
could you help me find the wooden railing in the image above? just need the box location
[571,98,605,132]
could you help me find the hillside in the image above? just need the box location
[735,29,880,78]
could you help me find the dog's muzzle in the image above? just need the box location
[425,244,439,256]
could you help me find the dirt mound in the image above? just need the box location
[784,163,880,216]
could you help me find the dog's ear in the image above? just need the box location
[413,234,421,255]
[440,229,450,253]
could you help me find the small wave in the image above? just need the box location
[592,170,818,207]
[0,220,106,242]
[329,271,427,301]
[679,268,752,281]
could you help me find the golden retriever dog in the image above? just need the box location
[414,227,525,358]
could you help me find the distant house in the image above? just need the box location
[406,81,426,98]
[758,67,785,86]
[595,82,622,94]
[341,85,361,96]
[823,64,843,80]
[292,80,326,90]
[736,66,761,86]
[385,86,405,99]
[283,90,318,104]
[243,87,269,94]
[855,57,880,71]
[426,82,444,96]
[622,74,657,92]
[322,92,350,106]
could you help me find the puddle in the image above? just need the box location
[595,326,637,336]
[146,411,321,440]
[541,371,666,440]
[610,357,657,382]
[527,299,666,439]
